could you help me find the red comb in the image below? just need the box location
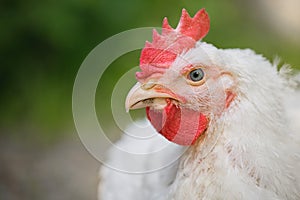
[136,8,210,82]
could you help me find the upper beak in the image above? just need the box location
[125,82,179,112]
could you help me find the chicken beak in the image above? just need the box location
[125,82,178,112]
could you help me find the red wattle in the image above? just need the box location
[146,101,208,146]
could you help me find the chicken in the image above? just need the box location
[98,8,300,200]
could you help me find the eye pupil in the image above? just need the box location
[193,72,200,78]
[189,68,204,82]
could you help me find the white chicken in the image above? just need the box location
[98,8,300,199]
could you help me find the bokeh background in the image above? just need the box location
[1,0,299,199]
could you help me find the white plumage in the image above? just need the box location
[99,43,300,200]
[98,9,300,200]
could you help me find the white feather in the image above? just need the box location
[99,43,300,200]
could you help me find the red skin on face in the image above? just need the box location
[146,100,208,146]
[138,9,227,145]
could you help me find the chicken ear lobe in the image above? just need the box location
[220,72,236,109]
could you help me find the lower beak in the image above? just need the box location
[125,82,179,112]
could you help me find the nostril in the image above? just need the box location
[142,81,156,90]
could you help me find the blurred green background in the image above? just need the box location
[1,0,299,199]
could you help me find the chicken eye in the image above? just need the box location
[188,68,204,82]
